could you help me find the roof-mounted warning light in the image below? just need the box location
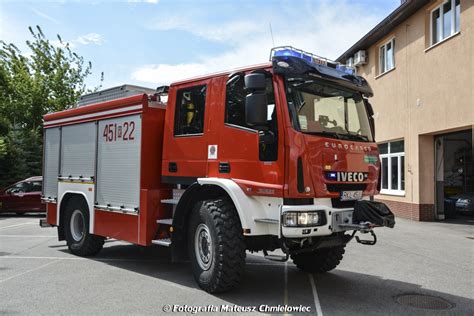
[270,46,356,76]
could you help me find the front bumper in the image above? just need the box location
[281,205,354,238]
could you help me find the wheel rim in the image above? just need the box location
[70,209,85,242]
[194,223,213,271]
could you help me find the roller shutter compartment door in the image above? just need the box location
[60,122,96,178]
[96,115,141,211]
[43,127,60,199]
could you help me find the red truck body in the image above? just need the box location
[41,47,392,293]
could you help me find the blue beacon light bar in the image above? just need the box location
[271,46,356,76]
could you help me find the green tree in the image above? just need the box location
[0,26,102,188]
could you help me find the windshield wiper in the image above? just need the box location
[346,133,369,141]
[303,130,342,139]
[303,130,370,142]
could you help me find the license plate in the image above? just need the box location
[340,191,363,201]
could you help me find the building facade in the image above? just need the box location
[338,0,473,221]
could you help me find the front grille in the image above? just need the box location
[283,198,314,205]
[326,183,367,192]
[331,199,356,209]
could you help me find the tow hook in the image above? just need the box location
[353,230,377,245]
[339,221,378,246]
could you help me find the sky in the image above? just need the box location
[0,0,401,90]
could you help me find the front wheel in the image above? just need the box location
[291,246,345,273]
[188,198,246,293]
[65,196,104,256]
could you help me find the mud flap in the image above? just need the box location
[353,200,395,228]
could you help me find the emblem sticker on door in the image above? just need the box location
[208,145,218,160]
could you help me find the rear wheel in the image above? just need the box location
[291,246,345,273]
[188,198,246,293]
[65,196,104,256]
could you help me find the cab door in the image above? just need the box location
[215,73,285,188]
[162,82,210,183]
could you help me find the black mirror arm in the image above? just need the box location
[363,99,376,140]
[227,72,244,86]
[259,130,275,144]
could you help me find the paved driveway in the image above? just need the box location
[0,214,473,315]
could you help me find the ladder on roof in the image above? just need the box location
[77,84,156,107]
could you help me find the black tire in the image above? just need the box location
[65,196,104,257]
[291,246,345,273]
[188,198,246,293]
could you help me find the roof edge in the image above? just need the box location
[336,0,431,62]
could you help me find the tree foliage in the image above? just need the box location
[0,26,101,188]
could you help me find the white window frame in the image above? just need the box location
[430,0,460,47]
[380,141,405,196]
[378,38,395,75]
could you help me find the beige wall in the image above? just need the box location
[356,0,473,206]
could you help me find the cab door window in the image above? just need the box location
[225,75,278,161]
[26,181,42,192]
[174,85,207,136]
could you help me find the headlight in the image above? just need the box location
[283,211,323,227]
[283,212,297,226]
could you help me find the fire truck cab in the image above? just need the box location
[41,47,394,293]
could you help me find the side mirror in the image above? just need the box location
[245,93,268,127]
[244,73,266,90]
[245,73,268,128]
[364,99,375,140]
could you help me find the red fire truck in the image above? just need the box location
[40,47,394,293]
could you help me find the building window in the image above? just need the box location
[379,140,405,195]
[174,85,207,136]
[431,0,460,46]
[379,38,395,74]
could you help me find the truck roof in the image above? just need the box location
[170,62,272,86]
[43,63,271,125]
[77,85,155,107]
[43,94,149,127]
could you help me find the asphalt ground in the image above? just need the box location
[0,214,473,315]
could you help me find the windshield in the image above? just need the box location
[285,78,373,142]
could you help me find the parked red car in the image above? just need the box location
[0,176,45,214]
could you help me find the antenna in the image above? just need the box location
[269,22,275,47]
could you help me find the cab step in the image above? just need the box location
[263,250,289,262]
[161,199,179,205]
[156,218,173,225]
[152,238,171,246]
